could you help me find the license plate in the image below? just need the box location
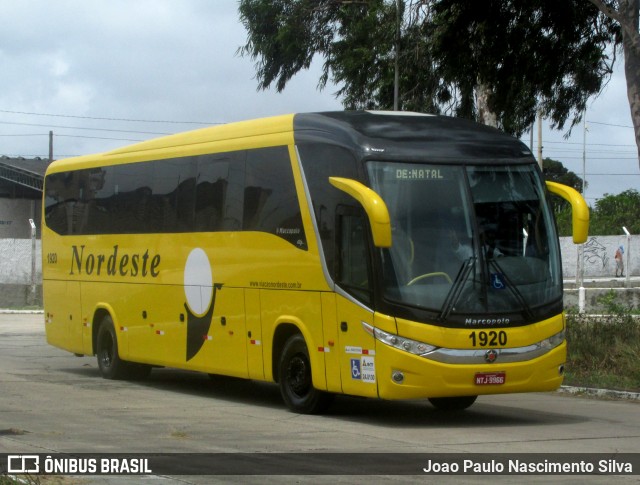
[475,371,506,385]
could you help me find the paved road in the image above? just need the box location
[0,313,638,484]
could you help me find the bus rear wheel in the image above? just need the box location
[428,396,477,411]
[96,315,150,380]
[278,334,333,414]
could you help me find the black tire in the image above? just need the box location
[428,395,477,411]
[278,334,333,414]
[96,315,150,380]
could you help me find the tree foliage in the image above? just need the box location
[543,157,584,193]
[542,159,638,237]
[428,0,619,134]
[590,189,640,235]
[554,189,640,237]
[542,157,584,222]
[239,0,620,136]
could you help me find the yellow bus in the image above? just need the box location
[42,111,588,413]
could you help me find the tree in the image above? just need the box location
[589,189,640,234]
[428,0,619,135]
[587,0,640,168]
[543,157,584,193]
[542,157,584,236]
[543,157,584,214]
[238,0,619,136]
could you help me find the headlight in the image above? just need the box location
[373,326,437,356]
[540,330,565,349]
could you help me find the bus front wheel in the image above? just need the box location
[428,395,477,411]
[96,315,150,380]
[278,334,333,414]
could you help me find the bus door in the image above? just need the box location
[334,207,378,398]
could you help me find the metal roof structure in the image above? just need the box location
[0,156,50,193]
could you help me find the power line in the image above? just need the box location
[0,109,220,126]
[523,139,637,148]
[0,133,49,137]
[586,120,634,129]
[0,132,145,142]
[1,153,78,158]
[545,148,635,154]
[55,134,144,142]
[547,156,637,160]
[585,173,640,176]
[0,120,171,136]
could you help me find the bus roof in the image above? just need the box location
[293,111,535,162]
[47,111,535,173]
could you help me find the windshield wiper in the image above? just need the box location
[488,259,534,320]
[438,257,475,322]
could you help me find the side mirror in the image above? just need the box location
[545,181,589,244]
[329,177,392,248]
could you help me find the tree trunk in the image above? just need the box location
[618,0,640,168]
[475,82,498,128]
[589,0,640,168]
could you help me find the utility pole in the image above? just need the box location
[49,131,53,163]
[536,110,542,169]
[577,113,588,299]
[529,121,534,152]
[582,115,587,200]
[393,0,401,111]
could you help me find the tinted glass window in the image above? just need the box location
[44,147,306,249]
[195,152,244,231]
[336,209,372,305]
[368,161,562,325]
[152,158,197,232]
[297,143,359,276]
[244,146,307,249]
[195,155,228,231]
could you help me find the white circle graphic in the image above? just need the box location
[184,248,213,316]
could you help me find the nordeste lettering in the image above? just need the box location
[70,244,160,277]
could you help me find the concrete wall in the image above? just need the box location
[0,199,42,239]
[0,238,42,284]
[0,238,42,307]
[1,233,639,309]
[0,199,44,307]
[560,235,639,279]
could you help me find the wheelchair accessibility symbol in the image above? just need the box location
[351,358,361,379]
[491,272,506,289]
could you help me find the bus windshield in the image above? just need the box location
[367,162,562,320]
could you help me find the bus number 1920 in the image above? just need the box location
[468,330,507,347]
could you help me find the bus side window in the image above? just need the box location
[243,146,307,249]
[195,154,235,232]
[336,208,372,305]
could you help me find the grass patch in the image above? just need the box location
[0,475,79,484]
[565,291,640,392]
[0,476,39,485]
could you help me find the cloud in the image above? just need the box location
[0,0,636,203]
[0,1,341,155]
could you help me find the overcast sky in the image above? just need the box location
[0,0,637,208]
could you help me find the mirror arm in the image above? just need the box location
[546,181,589,244]
[329,177,392,248]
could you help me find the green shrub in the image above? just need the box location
[564,291,640,391]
